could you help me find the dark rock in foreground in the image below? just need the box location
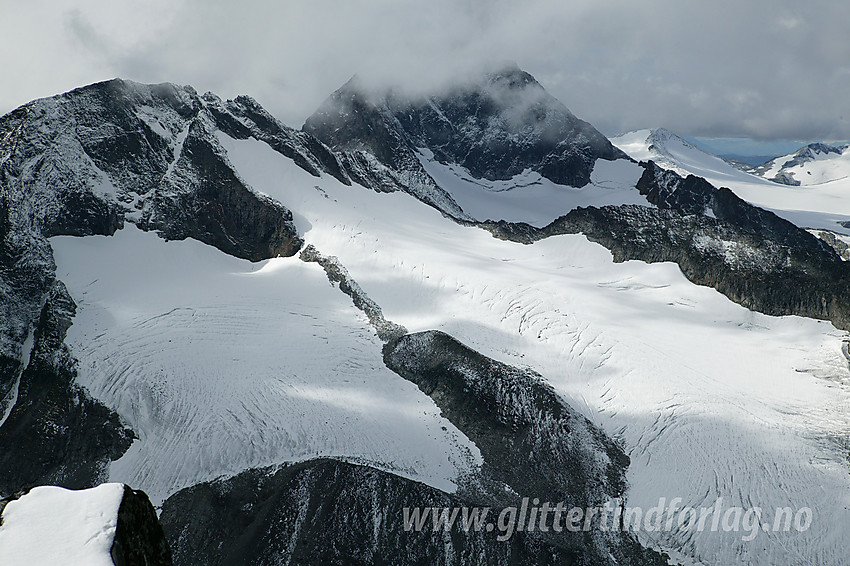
[112,485,174,566]
[161,458,662,566]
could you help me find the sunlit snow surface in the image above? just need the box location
[48,128,850,565]
[51,226,480,505]
[416,148,648,226]
[215,134,850,565]
[0,483,125,566]
[612,129,850,234]
[760,145,850,186]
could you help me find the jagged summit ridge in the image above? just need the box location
[304,66,626,194]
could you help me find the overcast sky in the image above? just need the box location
[2,1,848,148]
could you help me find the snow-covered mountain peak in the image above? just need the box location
[611,127,773,189]
[647,127,701,152]
[304,66,625,191]
[802,142,846,156]
[750,141,850,186]
[612,127,713,167]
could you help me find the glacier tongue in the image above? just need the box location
[50,225,481,505]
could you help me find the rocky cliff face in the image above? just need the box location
[636,161,830,252]
[161,459,593,566]
[303,65,626,219]
[383,330,663,566]
[161,454,664,566]
[0,280,134,496]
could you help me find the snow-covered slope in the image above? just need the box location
[213,132,850,566]
[613,128,850,233]
[753,143,850,186]
[0,483,125,566]
[611,128,760,185]
[416,147,647,226]
[51,226,480,504]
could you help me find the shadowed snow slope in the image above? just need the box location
[217,131,850,566]
[612,129,850,233]
[50,226,480,505]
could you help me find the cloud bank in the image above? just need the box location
[2,0,848,141]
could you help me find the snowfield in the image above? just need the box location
[51,226,481,505]
[612,129,850,234]
[416,147,648,226]
[217,133,850,565]
[0,483,125,566]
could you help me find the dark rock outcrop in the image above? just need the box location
[111,485,173,566]
[161,458,662,566]
[0,282,135,496]
[483,188,850,331]
[384,330,663,566]
[207,93,351,184]
[385,331,628,507]
[636,161,829,252]
[0,78,318,266]
[138,119,302,261]
[300,244,408,342]
[812,229,850,261]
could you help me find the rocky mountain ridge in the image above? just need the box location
[303,65,626,219]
